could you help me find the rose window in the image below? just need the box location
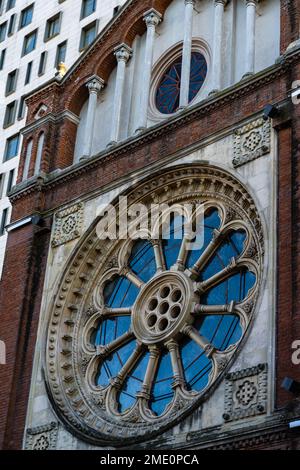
[90,209,256,417]
[46,165,263,446]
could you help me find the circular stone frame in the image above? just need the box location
[149,39,211,123]
[45,164,264,447]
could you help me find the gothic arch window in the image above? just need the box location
[46,165,264,446]
[34,132,44,176]
[22,138,33,181]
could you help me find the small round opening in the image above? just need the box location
[158,318,169,332]
[170,305,181,319]
[171,289,182,303]
[148,297,158,311]
[160,286,170,299]
[147,315,157,328]
[159,301,169,315]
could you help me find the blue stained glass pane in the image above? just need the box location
[118,351,150,413]
[186,209,221,269]
[195,315,243,352]
[129,240,156,283]
[202,269,256,305]
[162,215,184,270]
[200,230,247,281]
[156,52,207,115]
[188,52,208,103]
[94,316,131,346]
[181,338,212,392]
[104,276,139,308]
[96,339,136,387]
[150,352,174,416]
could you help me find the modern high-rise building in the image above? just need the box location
[0,0,126,277]
[1,0,300,452]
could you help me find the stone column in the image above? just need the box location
[108,44,132,146]
[179,0,195,108]
[82,76,104,158]
[211,0,227,94]
[136,9,162,133]
[244,0,258,77]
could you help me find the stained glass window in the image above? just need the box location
[155,51,207,115]
[92,210,256,417]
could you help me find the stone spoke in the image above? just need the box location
[105,307,132,317]
[151,240,166,273]
[189,229,222,279]
[195,257,238,294]
[111,343,145,388]
[166,340,186,387]
[173,237,189,271]
[193,301,235,316]
[120,266,145,289]
[137,346,160,400]
[96,331,134,358]
[181,325,215,358]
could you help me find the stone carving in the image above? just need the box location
[25,422,58,450]
[233,118,271,167]
[223,364,268,422]
[52,203,84,247]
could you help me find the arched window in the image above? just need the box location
[155,52,207,115]
[22,138,33,181]
[34,132,44,176]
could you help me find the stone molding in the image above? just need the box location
[25,422,58,450]
[233,118,271,168]
[52,202,84,248]
[223,363,268,422]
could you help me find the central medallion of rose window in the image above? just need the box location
[132,271,195,345]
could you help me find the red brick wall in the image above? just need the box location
[0,223,51,450]
[280,0,300,54]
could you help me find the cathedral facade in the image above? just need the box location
[1,0,300,450]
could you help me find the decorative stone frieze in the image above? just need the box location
[25,422,58,450]
[52,202,84,247]
[223,363,268,422]
[233,118,271,167]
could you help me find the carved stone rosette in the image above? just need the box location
[223,363,268,422]
[52,202,84,247]
[233,118,271,168]
[44,164,264,446]
[25,422,58,450]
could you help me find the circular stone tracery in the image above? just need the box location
[132,272,195,345]
[45,164,264,447]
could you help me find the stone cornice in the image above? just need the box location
[134,412,296,450]
[11,49,300,207]
[21,110,80,136]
